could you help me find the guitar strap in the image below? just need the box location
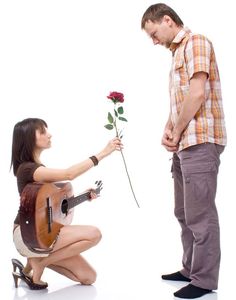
[19,211,57,255]
[19,223,56,255]
[23,230,60,255]
[26,228,60,254]
[27,245,53,254]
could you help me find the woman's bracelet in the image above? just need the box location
[89,155,99,166]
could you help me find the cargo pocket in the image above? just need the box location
[181,161,218,222]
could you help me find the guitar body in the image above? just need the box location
[20,182,74,250]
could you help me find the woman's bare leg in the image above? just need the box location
[23,259,32,275]
[48,254,97,284]
[29,225,101,284]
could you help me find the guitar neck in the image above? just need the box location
[62,183,101,213]
[67,191,91,209]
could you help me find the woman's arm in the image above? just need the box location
[33,137,122,182]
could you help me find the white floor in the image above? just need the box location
[2,192,234,300]
[6,276,226,300]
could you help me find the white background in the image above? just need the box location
[0,0,235,299]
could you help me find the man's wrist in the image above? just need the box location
[173,126,182,136]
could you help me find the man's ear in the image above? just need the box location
[163,15,173,26]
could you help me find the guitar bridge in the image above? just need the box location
[46,197,53,233]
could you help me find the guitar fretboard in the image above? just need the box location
[66,186,100,211]
[68,191,91,209]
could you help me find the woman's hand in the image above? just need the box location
[88,189,98,201]
[107,137,123,152]
[93,137,123,164]
[99,137,123,158]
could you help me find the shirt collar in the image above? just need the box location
[169,27,191,53]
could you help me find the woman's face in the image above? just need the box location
[35,127,52,150]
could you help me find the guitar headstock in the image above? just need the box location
[94,180,103,196]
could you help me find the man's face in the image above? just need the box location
[144,17,174,49]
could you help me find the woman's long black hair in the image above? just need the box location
[10,118,47,175]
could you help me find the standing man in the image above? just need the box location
[141,3,227,299]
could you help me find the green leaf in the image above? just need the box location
[104,124,114,130]
[117,106,124,114]
[114,109,118,117]
[108,112,114,124]
[118,117,128,122]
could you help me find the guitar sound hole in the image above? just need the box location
[61,199,68,214]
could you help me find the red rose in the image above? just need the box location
[104,90,139,207]
[107,91,124,103]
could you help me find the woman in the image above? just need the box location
[10,118,122,289]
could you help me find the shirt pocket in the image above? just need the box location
[174,58,184,70]
[173,58,189,87]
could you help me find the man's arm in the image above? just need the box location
[172,71,208,144]
[161,113,179,152]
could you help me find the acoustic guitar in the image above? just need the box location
[19,180,102,252]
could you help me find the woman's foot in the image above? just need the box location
[24,259,32,275]
[12,271,48,290]
[11,258,32,279]
[28,257,46,285]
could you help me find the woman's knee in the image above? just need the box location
[89,226,102,245]
[79,269,97,285]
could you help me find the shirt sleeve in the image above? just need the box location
[185,34,212,79]
[17,162,43,194]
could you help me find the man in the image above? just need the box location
[141,3,227,299]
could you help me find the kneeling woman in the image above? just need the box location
[11,118,122,289]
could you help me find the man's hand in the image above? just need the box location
[161,128,179,152]
[171,128,181,146]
